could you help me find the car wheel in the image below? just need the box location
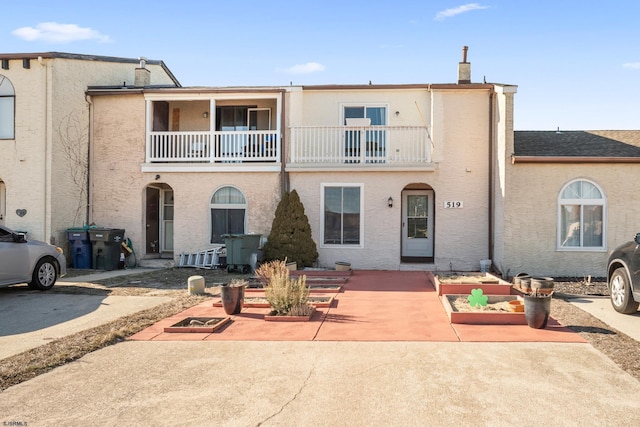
[609,267,640,314]
[30,257,58,291]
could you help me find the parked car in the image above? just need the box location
[0,225,67,290]
[607,233,640,314]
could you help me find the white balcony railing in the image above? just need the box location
[147,130,280,163]
[289,126,432,165]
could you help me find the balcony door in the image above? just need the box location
[401,189,434,260]
[344,105,386,163]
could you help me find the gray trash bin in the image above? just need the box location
[88,228,125,271]
[223,234,261,273]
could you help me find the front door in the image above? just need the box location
[0,180,5,226]
[401,190,434,260]
[146,187,160,254]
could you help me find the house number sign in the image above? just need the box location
[444,201,463,209]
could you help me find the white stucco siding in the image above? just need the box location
[503,163,638,278]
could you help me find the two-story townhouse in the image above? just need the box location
[0,52,179,248]
[87,54,518,272]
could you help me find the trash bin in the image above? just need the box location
[223,234,261,273]
[66,228,92,269]
[88,228,125,271]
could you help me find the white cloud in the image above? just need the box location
[12,22,112,43]
[279,62,326,75]
[434,3,490,21]
[623,62,640,70]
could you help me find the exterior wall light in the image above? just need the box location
[388,196,393,208]
[203,112,209,118]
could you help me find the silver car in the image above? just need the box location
[0,225,67,290]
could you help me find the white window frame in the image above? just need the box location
[320,183,364,248]
[0,75,15,140]
[209,185,248,244]
[557,179,606,252]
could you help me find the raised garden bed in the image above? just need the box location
[213,295,335,308]
[264,308,317,322]
[163,317,231,333]
[244,283,343,293]
[434,272,513,296]
[441,294,527,325]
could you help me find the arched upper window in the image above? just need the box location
[0,75,15,139]
[210,186,247,243]
[558,179,605,250]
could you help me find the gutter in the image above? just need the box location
[512,156,640,164]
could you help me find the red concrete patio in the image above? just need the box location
[130,270,586,343]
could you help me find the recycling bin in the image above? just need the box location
[88,228,125,271]
[223,234,262,273]
[66,228,92,269]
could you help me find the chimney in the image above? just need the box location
[134,56,150,87]
[457,46,471,84]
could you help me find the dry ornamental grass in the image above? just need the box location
[0,270,638,391]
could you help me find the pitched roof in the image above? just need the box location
[514,130,640,158]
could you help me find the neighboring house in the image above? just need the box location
[502,130,640,277]
[87,53,518,272]
[0,52,179,249]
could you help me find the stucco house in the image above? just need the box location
[86,51,517,273]
[503,130,640,278]
[4,49,638,278]
[0,52,179,247]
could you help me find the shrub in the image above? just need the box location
[262,190,318,268]
[256,259,311,316]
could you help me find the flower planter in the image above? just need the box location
[434,273,512,296]
[164,317,230,333]
[220,284,245,315]
[442,294,527,325]
[523,294,552,329]
[264,308,316,322]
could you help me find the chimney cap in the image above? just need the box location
[138,56,148,68]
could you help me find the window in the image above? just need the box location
[558,180,605,250]
[322,184,363,246]
[0,75,15,139]
[210,186,246,243]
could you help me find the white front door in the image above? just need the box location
[0,180,5,225]
[402,190,434,258]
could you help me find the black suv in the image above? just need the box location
[607,233,640,314]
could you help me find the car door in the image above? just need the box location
[0,229,30,285]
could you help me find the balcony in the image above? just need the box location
[146,130,280,163]
[287,126,434,170]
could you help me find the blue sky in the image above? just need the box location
[3,0,639,130]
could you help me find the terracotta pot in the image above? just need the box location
[530,277,554,295]
[508,300,524,312]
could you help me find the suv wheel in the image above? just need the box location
[610,267,640,314]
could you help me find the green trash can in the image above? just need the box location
[88,228,125,271]
[223,234,262,273]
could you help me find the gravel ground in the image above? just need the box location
[0,270,638,391]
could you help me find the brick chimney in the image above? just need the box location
[457,46,471,84]
[134,57,150,87]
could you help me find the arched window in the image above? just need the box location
[210,186,246,243]
[0,75,15,139]
[558,179,605,250]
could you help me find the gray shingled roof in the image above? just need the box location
[514,130,640,157]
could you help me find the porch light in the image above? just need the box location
[203,112,209,118]
[388,196,393,208]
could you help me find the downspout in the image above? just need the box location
[488,89,495,272]
[280,90,289,195]
[38,56,52,243]
[85,93,93,225]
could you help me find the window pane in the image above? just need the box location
[211,209,228,243]
[228,209,245,235]
[0,97,14,139]
[560,205,581,247]
[366,107,386,125]
[408,218,428,239]
[212,187,246,204]
[324,187,342,244]
[344,107,364,122]
[583,205,603,246]
[343,187,360,244]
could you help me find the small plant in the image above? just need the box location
[255,259,312,316]
[227,278,248,287]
